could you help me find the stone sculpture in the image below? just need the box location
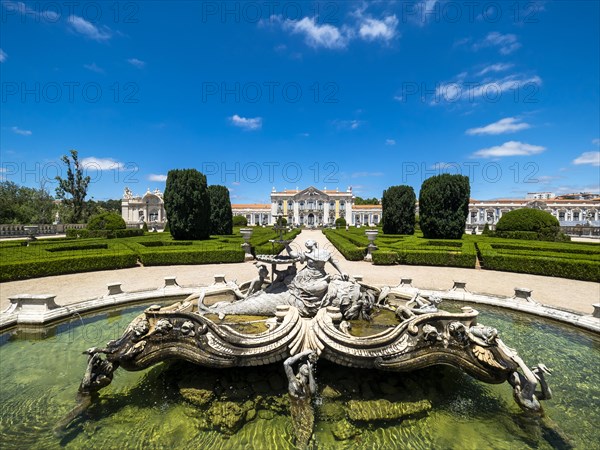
[67,239,553,446]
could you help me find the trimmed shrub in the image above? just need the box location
[46,243,108,252]
[66,228,143,239]
[382,185,416,235]
[208,185,233,235]
[482,223,490,235]
[335,217,346,228]
[142,221,149,232]
[0,253,138,282]
[372,251,398,265]
[163,221,170,232]
[233,215,248,227]
[495,208,565,241]
[139,249,244,265]
[87,212,126,230]
[323,230,365,260]
[276,216,288,226]
[419,174,470,239]
[163,169,211,240]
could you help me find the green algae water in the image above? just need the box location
[1,304,599,449]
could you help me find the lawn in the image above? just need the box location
[0,227,301,282]
[323,227,600,282]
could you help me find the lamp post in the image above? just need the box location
[240,228,254,261]
[364,229,378,262]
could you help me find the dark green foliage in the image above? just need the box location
[276,216,287,226]
[0,181,55,224]
[142,221,149,232]
[372,251,398,265]
[139,249,244,265]
[163,221,170,232]
[46,243,108,252]
[66,228,144,239]
[208,185,233,235]
[0,253,138,282]
[477,242,599,282]
[482,223,490,235]
[495,208,565,241]
[322,230,365,260]
[335,217,347,227]
[163,169,211,240]
[419,174,470,239]
[55,150,91,223]
[233,215,248,226]
[87,212,126,230]
[354,196,380,205]
[382,185,416,235]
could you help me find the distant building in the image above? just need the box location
[121,187,167,226]
[526,192,555,200]
[121,186,600,234]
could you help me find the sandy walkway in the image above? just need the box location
[1,230,598,315]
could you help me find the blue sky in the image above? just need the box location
[1,0,599,203]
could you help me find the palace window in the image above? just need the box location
[573,211,580,221]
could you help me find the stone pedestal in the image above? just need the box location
[513,287,536,304]
[7,294,60,315]
[106,283,124,296]
[399,278,413,287]
[213,274,227,286]
[164,276,179,288]
[592,304,600,319]
[451,281,468,292]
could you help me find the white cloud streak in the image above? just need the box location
[0,49,6,63]
[148,174,168,182]
[127,58,146,68]
[68,15,112,41]
[466,117,531,135]
[572,152,600,167]
[229,114,263,130]
[11,126,32,136]
[472,141,546,158]
[80,157,125,170]
[474,32,521,55]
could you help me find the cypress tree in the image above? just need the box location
[381,185,416,234]
[419,174,470,239]
[208,185,233,235]
[163,169,211,240]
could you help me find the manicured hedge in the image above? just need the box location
[323,230,366,261]
[66,228,144,239]
[372,251,398,265]
[139,249,244,265]
[0,253,138,282]
[477,242,600,282]
[46,243,108,252]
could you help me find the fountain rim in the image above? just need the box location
[1,278,598,334]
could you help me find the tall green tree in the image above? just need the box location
[381,185,416,234]
[0,181,55,224]
[419,174,470,239]
[55,150,91,223]
[354,196,380,205]
[208,185,233,235]
[163,169,211,240]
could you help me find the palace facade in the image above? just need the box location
[121,187,600,234]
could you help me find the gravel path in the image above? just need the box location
[1,230,598,315]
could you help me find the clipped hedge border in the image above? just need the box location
[139,249,244,265]
[0,253,138,282]
[66,229,144,239]
[372,251,398,265]
[323,230,365,261]
[46,243,109,252]
[477,242,600,282]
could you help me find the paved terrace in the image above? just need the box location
[1,230,598,315]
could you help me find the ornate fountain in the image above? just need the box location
[69,228,553,446]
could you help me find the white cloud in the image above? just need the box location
[80,157,125,170]
[385,139,396,146]
[476,63,514,76]
[466,117,531,135]
[282,16,349,49]
[358,15,398,42]
[592,138,600,146]
[68,15,112,41]
[148,174,167,182]
[229,114,263,130]
[474,32,521,55]
[0,49,6,63]
[333,119,363,130]
[472,141,546,158]
[83,62,104,73]
[435,74,542,103]
[128,58,146,68]
[572,152,600,167]
[11,126,31,136]
[352,172,384,178]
